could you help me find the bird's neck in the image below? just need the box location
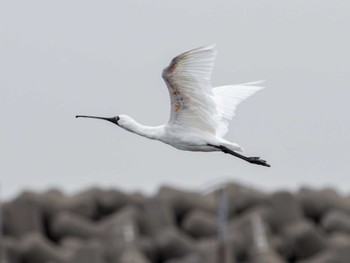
[121,120,164,140]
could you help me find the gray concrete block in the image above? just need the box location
[298,244,350,263]
[65,187,129,219]
[282,221,327,260]
[229,206,271,259]
[155,229,196,262]
[39,188,66,219]
[181,209,217,238]
[40,188,97,221]
[20,233,69,263]
[137,237,157,263]
[119,246,151,263]
[97,188,129,216]
[3,237,22,263]
[157,186,216,219]
[51,211,101,240]
[298,187,350,222]
[2,191,43,238]
[100,205,139,238]
[298,188,328,222]
[164,253,203,263]
[214,183,269,215]
[42,188,103,220]
[248,247,285,263]
[196,238,218,263]
[138,197,175,236]
[319,188,350,213]
[268,191,303,233]
[20,234,106,263]
[62,189,100,219]
[99,205,140,262]
[196,238,237,263]
[327,232,350,249]
[269,234,294,261]
[62,238,106,263]
[322,209,350,235]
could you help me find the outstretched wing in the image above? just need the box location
[162,45,264,137]
[213,81,265,137]
[162,45,219,135]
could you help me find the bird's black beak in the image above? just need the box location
[76,115,120,126]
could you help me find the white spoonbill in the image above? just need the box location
[76,45,270,167]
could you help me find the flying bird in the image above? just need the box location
[76,45,270,167]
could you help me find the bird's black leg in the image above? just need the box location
[208,144,270,167]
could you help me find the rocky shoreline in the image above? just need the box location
[2,182,350,263]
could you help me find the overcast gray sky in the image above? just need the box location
[1,1,350,199]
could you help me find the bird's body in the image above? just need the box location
[77,45,270,167]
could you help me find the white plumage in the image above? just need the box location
[77,45,270,167]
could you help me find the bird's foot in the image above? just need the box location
[247,157,271,167]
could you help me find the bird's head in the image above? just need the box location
[75,114,138,130]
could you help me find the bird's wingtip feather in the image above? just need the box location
[189,44,216,53]
[238,80,266,86]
